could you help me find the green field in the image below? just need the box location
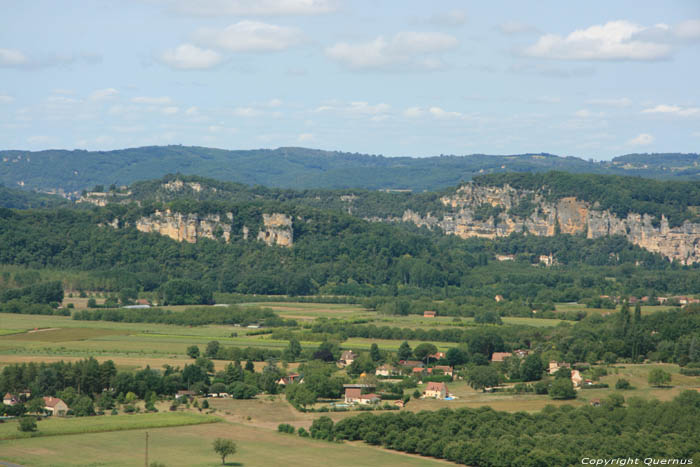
[0,421,448,467]
[0,412,219,440]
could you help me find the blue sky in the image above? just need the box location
[1,0,699,159]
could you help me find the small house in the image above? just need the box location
[494,295,504,302]
[571,369,583,388]
[3,393,18,406]
[375,364,398,377]
[590,399,601,407]
[433,365,454,378]
[491,352,513,363]
[424,382,448,399]
[423,310,436,318]
[277,373,303,385]
[399,360,423,368]
[339,350,357,367]
[429,352,446,361]
[548,361,570,375]
[513,349,530,358]
[43,396,69,416]
[175,390,196,400]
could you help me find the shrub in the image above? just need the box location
[615,379,632,390]
[18,416,37,432]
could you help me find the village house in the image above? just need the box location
[344,387,380,405]
[43,396,69,416]
[175,390,196,400]
[548,361,571,375]
[423,310,436,318]
[571,369,583,388]
[495,254,515,262]
[429,352,446,361]
[590,399,601,407]
[276,373,303,385]
[494,294,504,302]
[491,352,512,363]
[433,365,454,379]
[375,364,398,377]
[513,349,530,358]
[338,350,357,367]
[3,393,18,406]
[424,381,449,399]
[398,360,424,368]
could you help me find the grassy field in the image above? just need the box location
[0,412,219,440]
[0,421,450,467]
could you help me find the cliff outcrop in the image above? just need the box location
[123,210,294,247]
[401,184,700,264]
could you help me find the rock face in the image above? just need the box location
[403,184,700,264]
[257,213,293,247]
[126,210,293,247]
[135,209,233,243]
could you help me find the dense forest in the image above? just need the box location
[317,391,700,466]
[1,200,698,301]
[2,145,699,193]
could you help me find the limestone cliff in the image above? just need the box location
[135,209,233,243]
[116,210,293,247]
[257,213,293,247]
[399,184,700,264]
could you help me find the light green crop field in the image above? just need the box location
[0,412,219,440]
[0,421,449,467]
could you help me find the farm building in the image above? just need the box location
[43,397,69,416]
[424,382,449,399]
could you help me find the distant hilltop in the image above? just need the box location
[1,145,699,194]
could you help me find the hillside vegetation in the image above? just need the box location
[2,145,700,193]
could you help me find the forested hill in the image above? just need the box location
[2,145,699,194]
[0,185,68,209]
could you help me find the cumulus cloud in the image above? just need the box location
[326,31,458,71]
[587,97,632,107]
[498,21,539,35]
[424,10,467,27]
[0,48,100,69]
[162,106,179,115]
[0,94,14,103]
[524,21,672,60]
[233,106,263,117]
[89,88,119,101]
[403,106,462,119]
[167,0,335,16]
[160,44,223,70]
[297,133,314,142]
[642,104,700,117]
[676,19,700,40]
[628,133,654,145]
[131,96,173,105]
[0,48,29,67]
[195,21,305,52]
[315,101,391,117]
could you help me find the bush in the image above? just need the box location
[615,378,632,390]
[278,423,295,434]
[298,427,309,437]
[534,380,549,394]
[18,416,37,432]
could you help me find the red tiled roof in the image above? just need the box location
[345,388,361,399]
[425,382,447,392]
[43,396,66,408]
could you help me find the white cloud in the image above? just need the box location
[89,88,118,101]
[0,95,14,103]
[587,97,632,107]
[169,0,335,16]
[46,96,79,104]
[403,106,462,119]
[162,106,179,115]
[574,109,604,118]
[628,133,654,145]
[326,31,458,71]
[314,101,390,117]
[498,21,539,35]
[403,106,424,118]
[676,19,700,40]
[196,21,304,52]
[233,106,262,117]
[185,106,199,115]
[132,96,173,105]
[429,106,462,119]
[160,44,223,70]
[297,133,314,142]
[267,98,283,107]
[524,21,672,61]
[642,104,700,117]
[0,48,28,67]
[425,10,467,27]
